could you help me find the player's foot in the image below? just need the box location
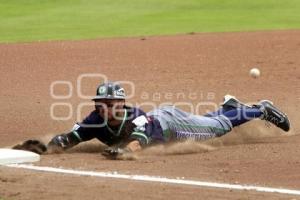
[222,94,251,109]
[259,100,290,132]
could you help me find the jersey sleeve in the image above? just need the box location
[130,115,165,146]
[130,131,150,146]
[128,115,151,146]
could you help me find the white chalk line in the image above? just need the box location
[4,164,300,196]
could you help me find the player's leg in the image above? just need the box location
[204,94,252,117]
[221,102,290,131]
[149,99,290,143]
[207,95,290,132]
[149,106,233,141]
[220,106,262,127]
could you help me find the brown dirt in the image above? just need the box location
[0,30,300,199]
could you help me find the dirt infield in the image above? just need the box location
[0,30,300,199]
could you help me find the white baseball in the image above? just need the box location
[250,68,260,78]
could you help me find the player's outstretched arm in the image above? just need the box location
[12,131,82,155]
[47,132,81,153]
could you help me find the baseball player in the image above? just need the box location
[107,94,290,157]
[46,81,147,152]
[13,83,290,159]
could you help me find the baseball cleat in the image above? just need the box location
[222,94,251,109]
[259,100,290,132]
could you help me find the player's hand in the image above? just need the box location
[12,139,47,155]
[125,140,142,152]
[102,147,130,160]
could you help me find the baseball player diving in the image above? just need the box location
[13,81,290,159]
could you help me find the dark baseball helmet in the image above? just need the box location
[92,82,126,101]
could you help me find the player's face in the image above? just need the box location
[95,99,125,121]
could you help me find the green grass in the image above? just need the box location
[0,0,300,43]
